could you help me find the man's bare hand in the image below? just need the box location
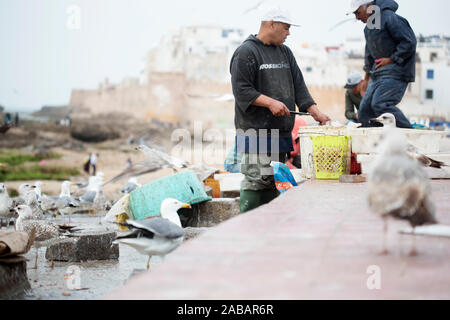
[375,58,393,70]
[268,101,290,117]
[306,104,331,126]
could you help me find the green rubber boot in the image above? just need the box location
[239,189,280,213]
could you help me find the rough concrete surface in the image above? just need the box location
[189,198,240,227]
[107,180,450,300]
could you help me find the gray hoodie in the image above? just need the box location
[364,0,417,82]
[230,35,315,138]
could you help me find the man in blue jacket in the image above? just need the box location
[349,0,416,128]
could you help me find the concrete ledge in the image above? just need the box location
[107,180,450,299]
[45,231,119,262]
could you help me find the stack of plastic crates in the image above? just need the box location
[310,136,350,180]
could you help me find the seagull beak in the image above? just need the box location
[371,117,383,124]
[181,203,191,209]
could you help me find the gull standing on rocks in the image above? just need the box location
[0,183,13,228]
[367,127,438,256]
[18,184,44,220]
[114,198,189,270]
[14,204,79,268]
[56,181,79,224]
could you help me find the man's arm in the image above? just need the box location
[345,91,358,121]
[385,14,417,65]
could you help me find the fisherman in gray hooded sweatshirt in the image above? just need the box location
[230,8,330,213]
[350,0,416,128]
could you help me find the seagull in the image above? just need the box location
[104,145,187,185]
[78,176,102,215]
[18,184,44,220]
[121,177,141,194]
[372,113,448,169]
[114,198,190,270]
[93,183,111,223]
[367,127,438,256]
[14,204,79,268]
[0,183,13,228]
[56,181,79,224]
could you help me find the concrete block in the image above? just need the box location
[188,198,240,227]
[220,190,240,198]
[183,227,210,241]
[0,257,31,299]
[45,231,119,262]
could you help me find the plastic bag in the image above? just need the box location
[270,161,298,193]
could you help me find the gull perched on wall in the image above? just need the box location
[372,113,447,169]
[367,127,438,255]
[114,198,189,270]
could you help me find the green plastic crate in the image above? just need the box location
[129,170,212,220]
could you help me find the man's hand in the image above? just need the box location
[375,57,393,70]
[306,104,331,126]
[253,95,290,117]
[268,100,290,117]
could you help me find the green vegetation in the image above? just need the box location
[0,149,79,181]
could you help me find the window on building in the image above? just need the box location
[430,52,438,62]
[427,69,434,79]
[425,89,434,100]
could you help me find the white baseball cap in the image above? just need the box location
[346,0,374,15]
[261,7,300,27]
[344,71,363,89]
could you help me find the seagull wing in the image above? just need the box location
[127,218,184,239]
[104,162,160,185]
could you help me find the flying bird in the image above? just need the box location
[372,113,448,169]
[367,127,438,256]
[114,198,190,270]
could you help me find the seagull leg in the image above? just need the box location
[409,227,418,256]
[146,256,151,270]
[32,247,38,270]
[379,217,389,255]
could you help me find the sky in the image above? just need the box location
[0,0,449,112]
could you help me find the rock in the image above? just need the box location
[183,227,210,241]
[0,257,31,299]
[45,231,119,262]
[187,198,240,227]
[70,123,120,143]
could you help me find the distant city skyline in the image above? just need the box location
[1,0,449,112]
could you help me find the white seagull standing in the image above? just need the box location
[56,181,79,224]
[367,127,438,256]
[18,184,44,220]
[114,198,190,270]
[0,183,13,228]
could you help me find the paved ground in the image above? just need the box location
[107,179,450,300]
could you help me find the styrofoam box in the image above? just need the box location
[348,128,445,154]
